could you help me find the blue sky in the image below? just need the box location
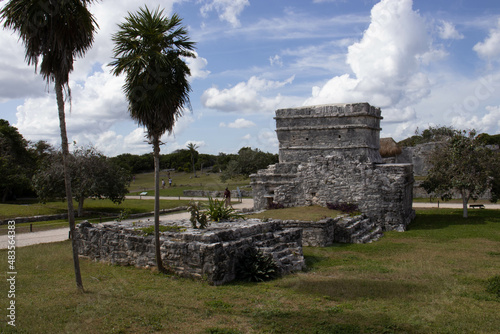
[1,0,500,157]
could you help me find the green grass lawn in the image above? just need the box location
[1,209,499,333]
[129,171,251,197]
[0,198,192,235]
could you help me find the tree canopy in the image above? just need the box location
[422,130,499,218]
[33,146,131,217]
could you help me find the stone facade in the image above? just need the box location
[251,103,415,231]
[75,219,305,286]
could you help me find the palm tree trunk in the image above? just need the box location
[56,79,84,292]
[153,136,166,273]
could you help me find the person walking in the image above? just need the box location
[224,187,232,208]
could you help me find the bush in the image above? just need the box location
[206,196,242,222]
[486,275,500,297]
[236,247,279,282]
[326,202,359,214]
[188,201,209,229]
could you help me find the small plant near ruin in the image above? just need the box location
[236,247,279,282]
[486,275,500,298]
[188,201,209,229]
[326,202,360,215]
[206,196,243,222]
[138,225,184,236]
[117,208,131,222]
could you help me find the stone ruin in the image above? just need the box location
[251,103,415,232]
[75,219,305,286]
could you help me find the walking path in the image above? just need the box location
[2,199,499,250]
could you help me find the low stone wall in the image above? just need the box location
[0,213,68,225]
[274,214,383,247]
[182,189,252,198]
[75,219,305,285]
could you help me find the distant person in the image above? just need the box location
[168,178,172,187]
[162,179,165,189]
[237,186,242,203]
[224,187,232,208]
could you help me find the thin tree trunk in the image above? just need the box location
[153,136,166,273]
[78,197,84,218]
[461,189,468,218]
[56,79,84,292]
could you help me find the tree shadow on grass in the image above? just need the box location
[408,209,498,231]
[282,277,430,302]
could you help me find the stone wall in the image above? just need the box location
[75,219,305,286]
[276,103,383,164]
[183,189,252,198]
[275,214,383,246]
[251,103,415,232]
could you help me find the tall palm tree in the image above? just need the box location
[110,6,195,273]
[1,0,99,291]
[187,142,198,178]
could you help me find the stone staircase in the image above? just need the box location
[334,215,383,244]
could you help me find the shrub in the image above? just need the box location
[236,247,279,282]
[206,196,243,222]
[486,275,500,297]
[326,202,359,214]
[188,201,209,229]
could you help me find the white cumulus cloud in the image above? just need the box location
[200,0,249,27]
[473,18,500,60]
[305,0,433,125]
[437,20,464,40]
[202,76,295,113]
[221,118,256,128]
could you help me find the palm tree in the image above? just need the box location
[1,0,99,291]
[110,6,195,273]
[187,142,198,178]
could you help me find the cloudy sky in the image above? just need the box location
[1,0,500,156]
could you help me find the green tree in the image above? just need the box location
[1,0,99,291]
[33,146,131,217]
[422,130,497,218]
[220,147,279,181]
[187,142,198,178]
[110,6,195,273]
[0,120,34,201]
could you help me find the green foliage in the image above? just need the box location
[398,125,455,147]
[236,247,279,282]
[0,119,35,201]
[422,129,497,217]
[33,145,131,216]
[486,275,500,298]
[117,209,131,222]
[220,147,278,181]
[206,196,242,222]
[476,133,500,146]
[188,200,209,229]
[138,225,184,236]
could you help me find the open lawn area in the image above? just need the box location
[0,198,192,235]
[1,209,499,333]
[128,171,251,197]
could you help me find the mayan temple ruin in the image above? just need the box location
[251,103,415,232]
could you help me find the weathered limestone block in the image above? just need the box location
[75,219,305,286]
